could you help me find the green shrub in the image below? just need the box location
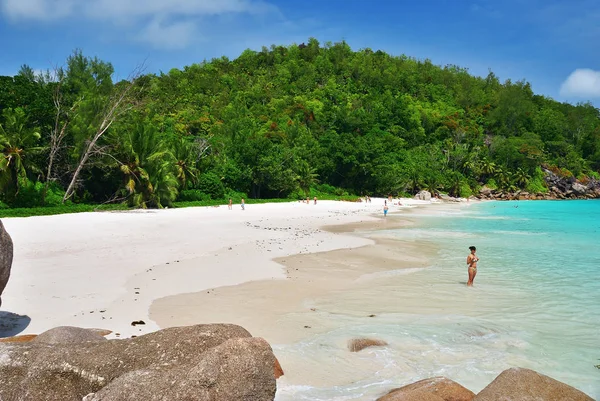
[224,189,247,203]
[525,167,548,194]
[196,172,225,199]
[459,183,473,198]
[10,180,65,208]
[178,190,211,202]
[485,179,498,190]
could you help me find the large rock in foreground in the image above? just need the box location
[33,326,107,344]
[377,377,475,401]
[0,324,277,401]
[474,368,594,401]
[0,219,14,308]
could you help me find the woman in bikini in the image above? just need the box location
[467,246,479,287]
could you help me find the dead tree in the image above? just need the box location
[62,67,143,203]
[43,67,81,202]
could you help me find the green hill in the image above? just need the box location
[1,39,599,210]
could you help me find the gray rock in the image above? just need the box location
[474,367,594,401]
[414,190,432,201]
[0,219,13,308]
[33,326,107,344]
[84,337,276,401]
[0,323,278,401]
[572,182,588,195]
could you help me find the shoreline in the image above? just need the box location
[1,198,443,339]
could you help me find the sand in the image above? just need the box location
[0,198,441,339]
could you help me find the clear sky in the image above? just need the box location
[1,0,599,106]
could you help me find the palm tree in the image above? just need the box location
[0,108,42,198]
[513,168,530,188]
[118,123,179,208]
[295,160,319,196]
[172,137,199,189]
[479,158,496,180]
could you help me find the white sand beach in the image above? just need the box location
[0,198,438,339]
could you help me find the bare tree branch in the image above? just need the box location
[63,63,146,203]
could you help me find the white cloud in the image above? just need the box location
[135,18,199,50]
[1,0,76,20]
[559,69,600,98]
[0,0,279,49]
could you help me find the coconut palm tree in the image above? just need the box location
[479,158,496,181]
[0,107,42,198]
[118,123,179,208]
[513,167,531,188]
[172,137,199,189]
[295,159,319,197]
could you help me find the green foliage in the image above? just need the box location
[1,43,600,212]
[196,172,225,200]
[178,190,211,202]
[9,180,65,208]
[525,167,548,194]
[485,179,498,190]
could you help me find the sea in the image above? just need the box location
[275,200,600,400]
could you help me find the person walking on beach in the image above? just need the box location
[467,246,479,286]
[383,200,388,217]
[241,198,245,210]
[314,196,317,205]
[228,198,232,210]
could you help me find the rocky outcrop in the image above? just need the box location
[348,337,388,352]
[477,169,600,201]
[378,377,475,401]
[414,190,432,201]
[474,367,594,401]
[33,326,107,344]
[0,219,13,308]
[542,168,600,199]
[0,324,277,401]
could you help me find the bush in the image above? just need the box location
[178,190,211,202]
[485,179,498,190]
[224,189,247,203]
[10,180,65,208]
[196,172,225,199]
[525,167,548,194]
[459,183,473,198]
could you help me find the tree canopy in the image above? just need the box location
[1,40,599,209]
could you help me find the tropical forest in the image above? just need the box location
[1,39,599,215]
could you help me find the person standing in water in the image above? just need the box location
[466,246,479,286]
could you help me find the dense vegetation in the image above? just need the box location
[1,39,599,211]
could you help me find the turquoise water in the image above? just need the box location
[275,200,600,400]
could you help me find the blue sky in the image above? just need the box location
[1,0,599,106]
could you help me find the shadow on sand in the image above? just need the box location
[0,311,31,338]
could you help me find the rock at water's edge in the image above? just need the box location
[83,337,276,401]
[348,338,388,352]
[0,219,14,308]
[377,377,475,401]
[0,323,278,401]
[474,367,594,401]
